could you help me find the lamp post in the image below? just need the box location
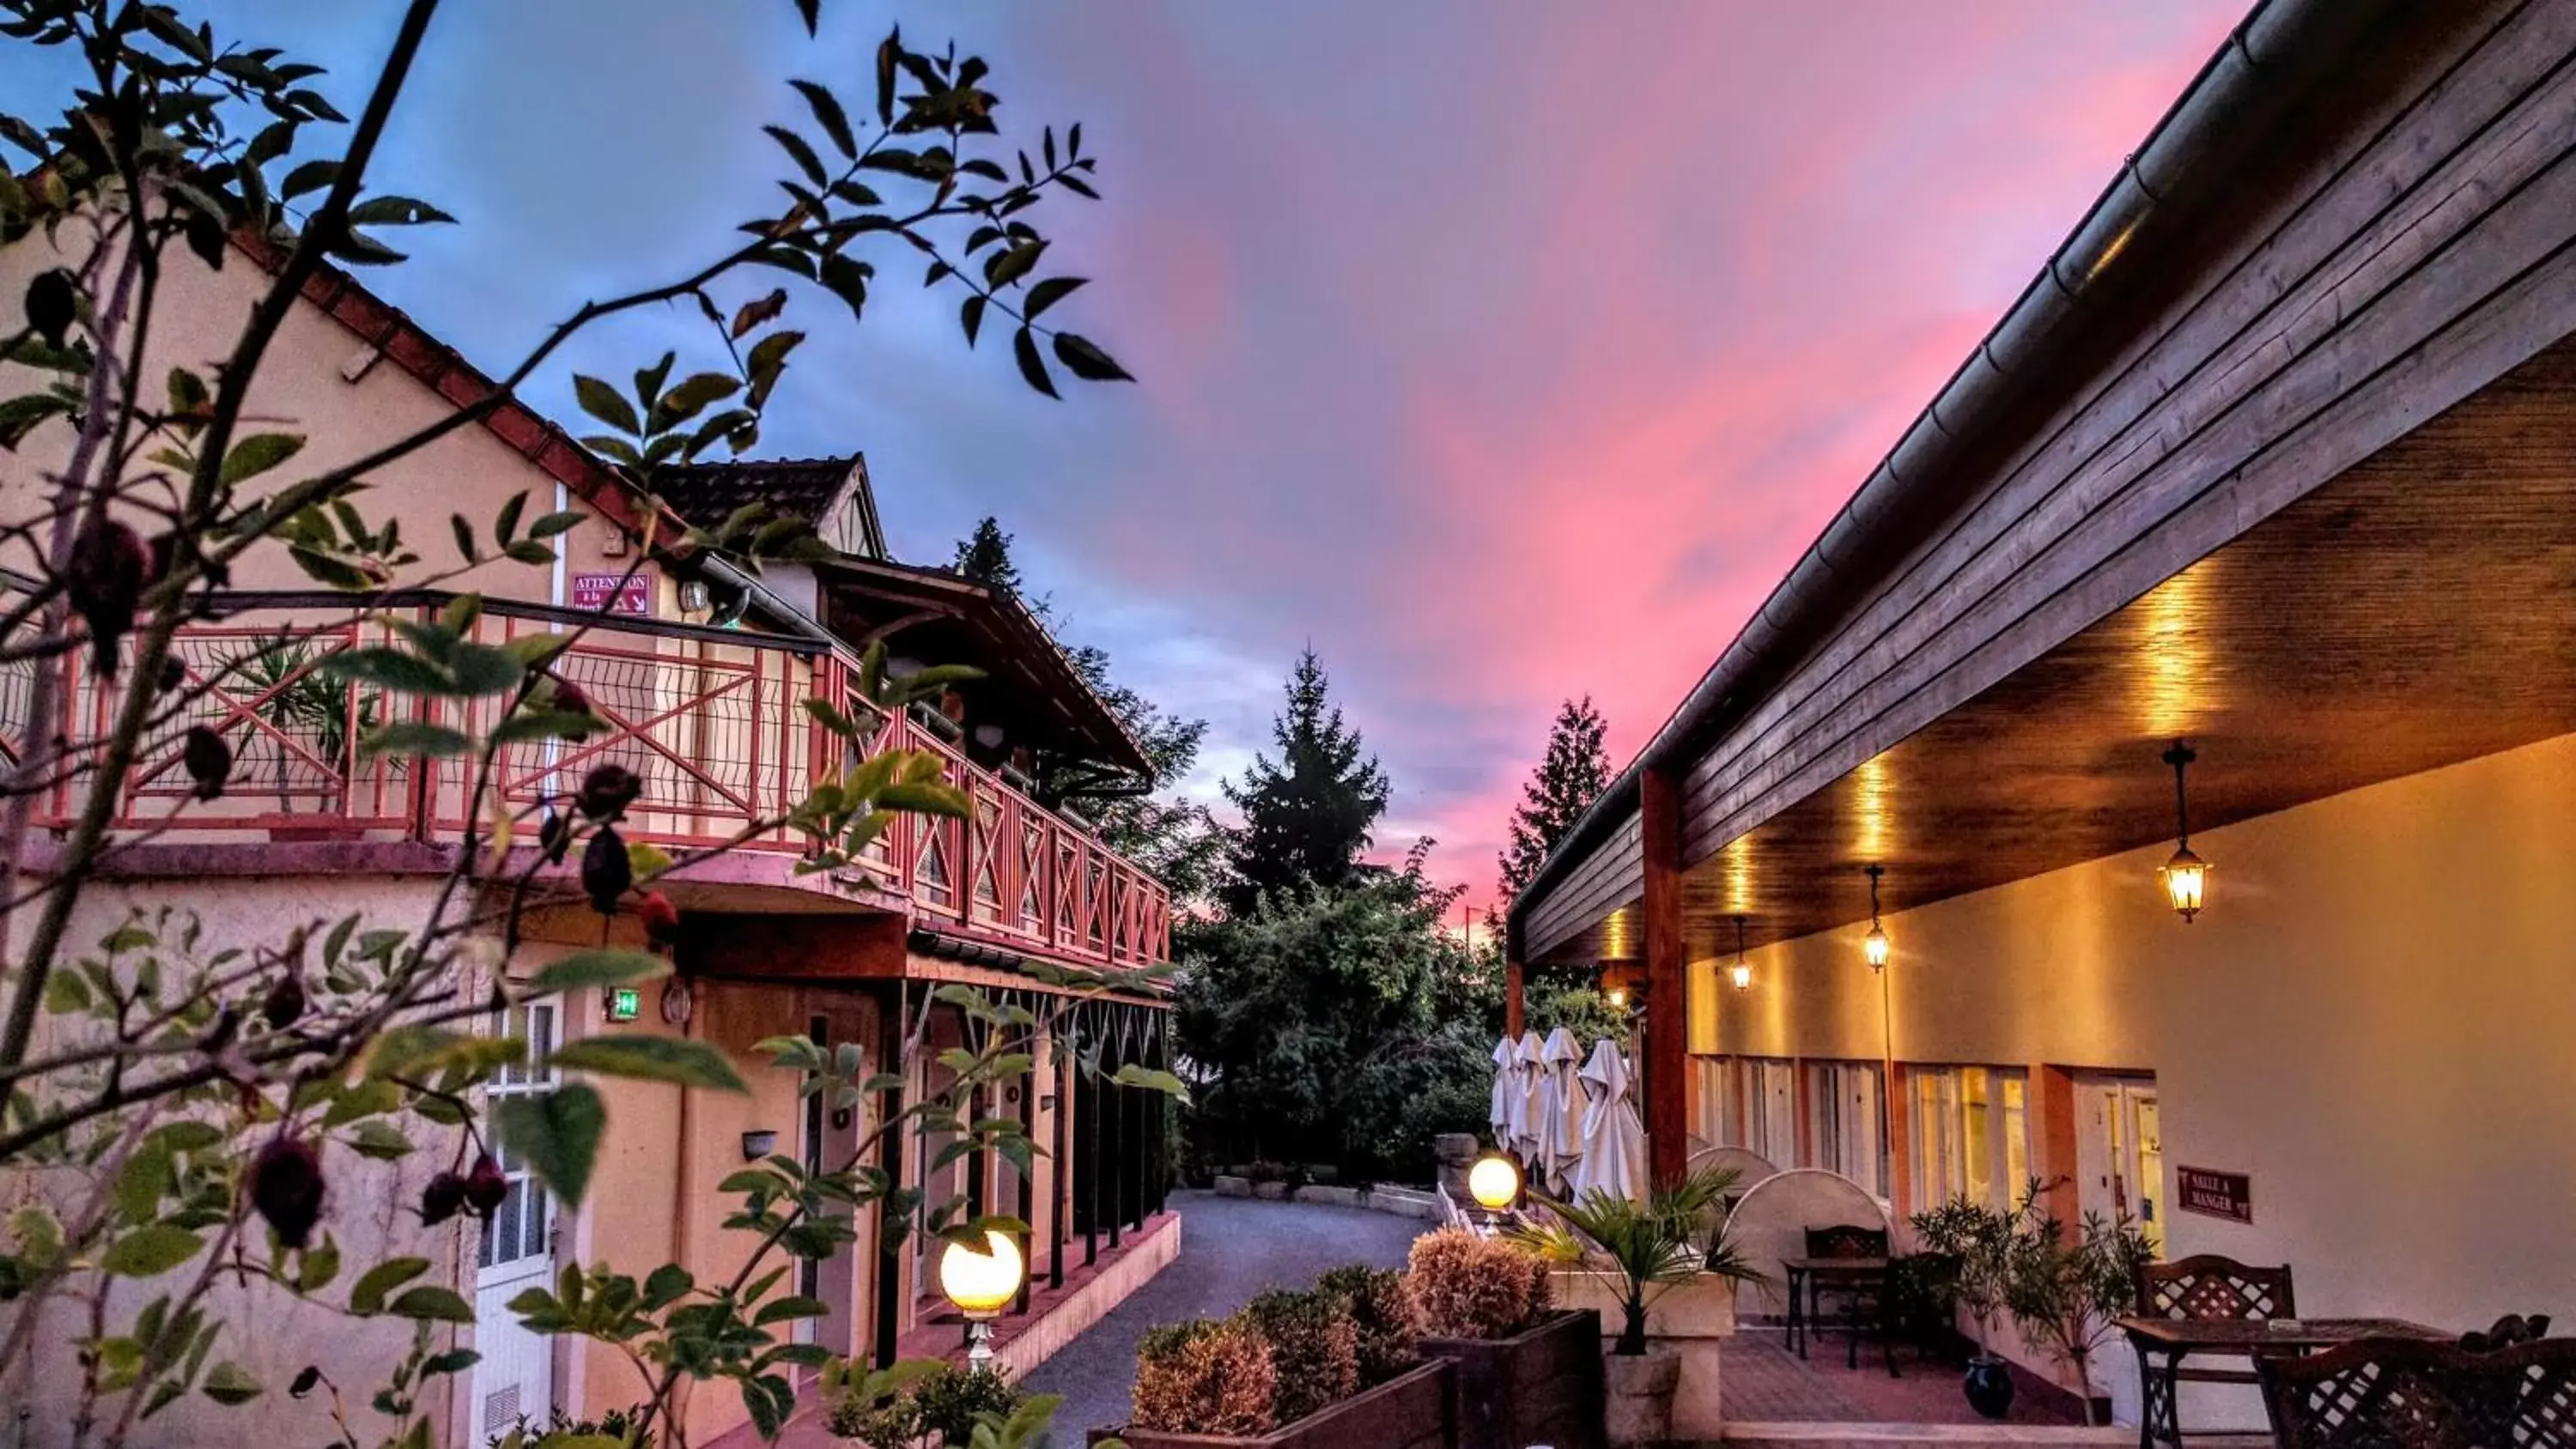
[938,1229,1025,1371]
[1467,1152,1522,1236]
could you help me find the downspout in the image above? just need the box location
[1504,0,2400,961]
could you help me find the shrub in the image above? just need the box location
[1244,1287,1361,1424]
[1406,1226,1552,1340]
[1133,1316,1278,1437]
[822,1363,1022,1446]
[1318,1264,1420,1385]
[491,1406,653,1449]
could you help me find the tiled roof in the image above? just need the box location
[656,457,854,530]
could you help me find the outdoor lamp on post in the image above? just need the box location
[938,1229,1025,1370]
[1728,915,1753,992]
[1862,864,1892,973]
[2160,742,2210,922]
[1467,1152,1522,1235]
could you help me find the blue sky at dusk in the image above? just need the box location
[3,1,2246,914]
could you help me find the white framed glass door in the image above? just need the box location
[2075,1075,2164,1254]
[472,1002,560,1443]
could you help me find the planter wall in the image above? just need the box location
[1547,1270,1740,1340]
[1092,1358,1455,1449]
[1419,1308,1607,1449]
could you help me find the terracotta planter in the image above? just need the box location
[1601,1347,1680,1448]
[1092,1358,1454,1449]
[1419,1307,1606,1449]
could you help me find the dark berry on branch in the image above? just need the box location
[260,973,306,1030]
[248,1136,325,1249]
[183,724,232,801]
[65,517,148,675]
[463,1153,509,1216]
[582,825,632,915]
[419,1171,467,1227]
[577,763,642,822]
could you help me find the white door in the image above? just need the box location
[472,1002,561,1444]
[2075,1076,2164,1253]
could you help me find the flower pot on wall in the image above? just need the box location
[1419,1307,1606,1449]
[1964,1354,2016,1420]
[1601,1348,1680,1448]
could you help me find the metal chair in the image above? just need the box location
[2258,1335,2576,1448]
[2132,1254,2297,1387]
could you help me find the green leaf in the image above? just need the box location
[878,780,970,818]
[1052,334,1133,383]
[449,513,478,562]
[344,196,455,227]
[42,970,89,1014]
[573,375,640,435]
[349,1256,429,1315]
[1112,1064,1194,1106]
[101,1226,203,1278]
[764,124,829,189]
[753,1294,829,1326]
[960,294,987,348]
[296,1235,342,1292]
[527,509,584,539]
[1012,328,1058,398]
[278,158,339,201]
[985,241,1042,291]
[219,433,305,486]
[1024,276,1087,319]
[819,252,872,324]
[791,80,856,158]
[643,1263,695,1310]
[344,1120,413,1161]
[527,949,671,994]
[357,722,471,760]
[550,1036,746,1093]
[200,1361,261,1406]
[320,646,454,696]
[386,1285,474,1323]
[495,1083,607,1207]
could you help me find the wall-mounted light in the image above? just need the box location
[1605,985,1628,1009]
[740,1128,779,1161]
[2160,742,2210,923]
[1728,915,1753,992]
[1862,864,1892,973]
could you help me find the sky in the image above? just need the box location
[5,0,2246,918]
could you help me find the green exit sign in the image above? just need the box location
[607,986,642,1023]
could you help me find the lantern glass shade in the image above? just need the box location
[1728,961,1753,991]
[1863,923,1891,972]
[1605,985,1628,1009]
[2161,845,2209,921]
[938,1230,1024,1318]
[1467,1154,1522,1211]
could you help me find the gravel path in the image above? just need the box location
[1022,1190,1431,1439]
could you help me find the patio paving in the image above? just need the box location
[1720,1330,2082,1426]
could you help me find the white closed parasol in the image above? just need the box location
[1569,1039,1648,1203]
[1490,1035,1523,1145]
[1513,1030,1546,1162]
[1537,1027,1589,1194]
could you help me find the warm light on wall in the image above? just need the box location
[1728,915,1753,991]
[2160,742,2211,923]
[1606,985,1628,1009]
[1862,864,1892,972]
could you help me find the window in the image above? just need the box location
[1695,1058,1735,1149]
[1909,1065,2031,1214]
[1747,1059,1796,1167]
[1805,1061,1885,1197]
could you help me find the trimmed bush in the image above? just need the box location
[824,1363,1020,1446]
[1319,1264,1421,1385]
[1407,1226,1552,1340]
[1244,1287,1361,1425]
[1133,1316,1279,1437]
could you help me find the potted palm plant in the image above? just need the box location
[1515,1167,1760,1447]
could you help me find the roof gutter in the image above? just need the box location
[1505,0,2400,957]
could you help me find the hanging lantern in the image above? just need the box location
[1862,864,1892,973]
[1729,915,1753,991]
[2160,742,2210,922]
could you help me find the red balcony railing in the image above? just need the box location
[10,595,1171,970]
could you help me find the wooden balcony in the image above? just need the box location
[6,594,1171,970]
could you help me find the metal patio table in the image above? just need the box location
[2116,1314,2450,1447]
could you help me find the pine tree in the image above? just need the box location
[951,516,1024,595]
[1220,650,1391,914]
[1498,695,1612,901]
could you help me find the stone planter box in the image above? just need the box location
[1548,1268,1739,1338]
[1419,1307,1606,1449]
[1212,1174,1253,1197]
[1090,1359,1455,1449]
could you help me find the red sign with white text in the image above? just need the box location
[569,573,650,616]
[2177,1166,2252,1225]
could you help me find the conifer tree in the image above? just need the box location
[951,515,1025,594]
[1220,650,1391,913]
[1498,695,1613,901]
